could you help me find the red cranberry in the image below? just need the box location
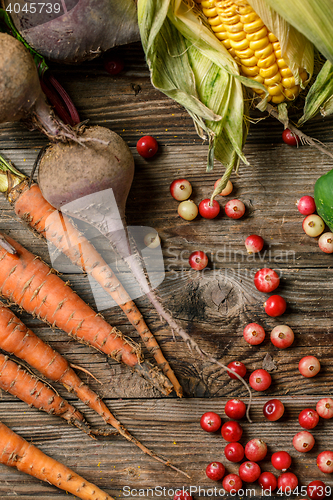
[243,322,265,345]
[103,56,124,75]
[249,369,272,391]
[206,461,225,481]
[271,451,292,471]
[297,195,316,215]
[136,135,158,158]
[174,491,193,500]
[222,473,242,493]
[225,199,245,219]
[245,439,267,462]
[198,199,220,219]
[298,408,319,430]
[307,480,328,500]
[189,251,208,271]
[270,325,294,349]
[282,128,299,146]
[299,356,321,377]
[254,268,280,293]
[259,471,277,492]
[293,431,315,452]
[200,412,221,432]
[224,442,245,463]
[239,461,261,483]
[221,421,243,442]
[227,361,247,380]
[170,179,192,201]
[278,472,298,492]
[263,399,285,421]
[225,399,246,420]
[317,451,333,474]
[264,295,287,317]
[245,234,264,254]
[316,398,333,419]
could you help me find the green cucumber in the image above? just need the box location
[314,168,333,232]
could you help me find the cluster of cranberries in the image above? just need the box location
[297,195,333,253]
[189,399,332,500]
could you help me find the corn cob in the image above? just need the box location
[196,0,308,103]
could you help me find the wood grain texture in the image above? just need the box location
[0,40,333,498]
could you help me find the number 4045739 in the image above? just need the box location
[6,3,61,14]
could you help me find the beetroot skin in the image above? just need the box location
[2,0,140,64]
[38,125,134,215]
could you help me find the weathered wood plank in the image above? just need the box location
[0,397,332,499]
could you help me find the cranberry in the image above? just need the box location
[245,439,267,462]
[299,356,321,378]
[298,408,319,430]
[200,412,221,432]
[205,461,225,481]
[319,232,333,253]
[271,451,292,471]
[214,179,233,196]
[317,451,333,474]
[174,491,193,500]
[225,399,246,420]
[224,442,245,463]
[316,398,333,419]
[103,56,124,75]
[222,473,242,493]
[249,369,271,391]
[189,251,208,271]
[282,128,299,146]
[259,471,277,492]
[198,199,220,219]
[278,472,298,492]
[307,480,328,500]
[170,179,192,201]
[243,322,265,345]
[225,199,245,219]
[136,135,158,158]
[239,461,261,483]
[227,361,247,380]
[293,431,315,452]
[263,399,285,421]
[270,325,294,349]
[254,268,280,293]
[178,200,198,221]
[297,195,316,215]
[245,234,264,254]
[303,214,325,237]
[264,295,287,317]
[221,421,243,442]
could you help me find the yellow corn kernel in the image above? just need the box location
[259,63,278,79]
[267,83,283,96]
[257,52,276,69]
[280,67,293,78]
[282,76,296,88]
[241,65,259,76]
[197,0,306,103]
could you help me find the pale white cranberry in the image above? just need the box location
[318,232,333,253]
[293,431,315,452]
[302,214,325,237]
[316,398,333,419]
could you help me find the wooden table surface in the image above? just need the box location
[0,41,333,499]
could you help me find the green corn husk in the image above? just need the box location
[298,60,333,125]
[137,0,318,195]
[262,0,333,66]
[137,0,271,192]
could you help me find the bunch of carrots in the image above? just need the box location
[0,155,190,497]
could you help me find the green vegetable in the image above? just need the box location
[314,169,333,231]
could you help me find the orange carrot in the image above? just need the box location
[0,232,173,396]
[7,179,182,397]
[0,302,189,477]
[0,352,93,436]
[0,419,114,500]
